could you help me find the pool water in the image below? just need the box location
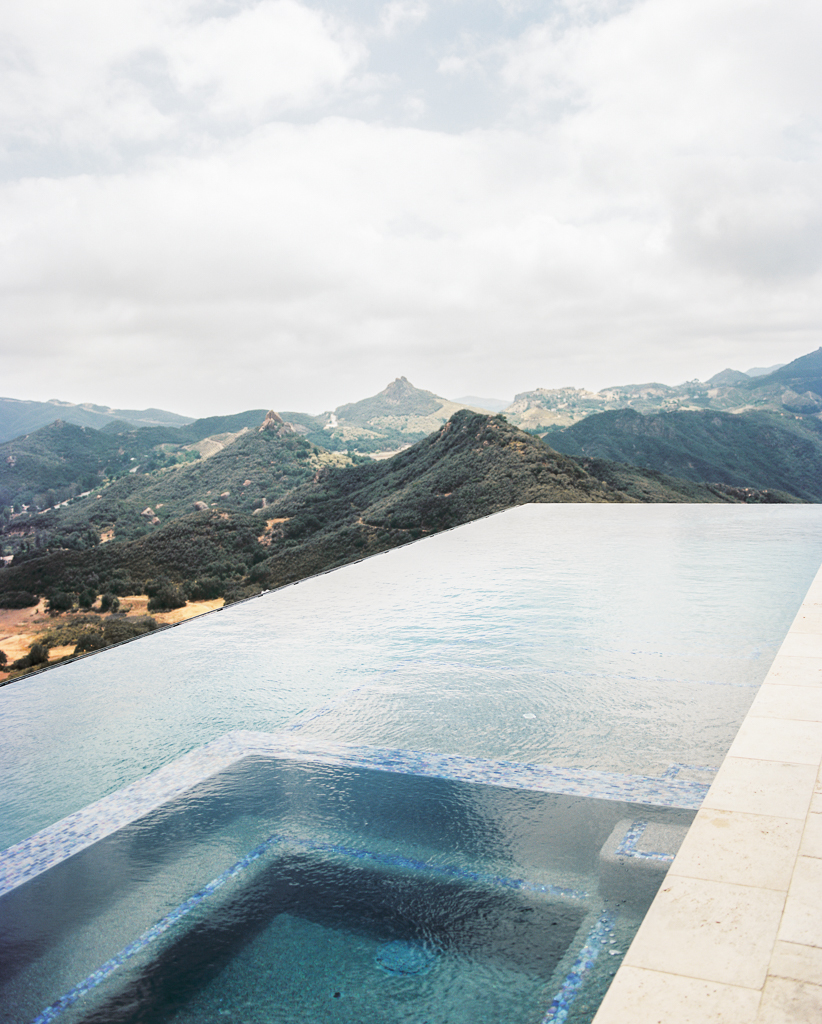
[2,504,822,850]
[0,758,691,1024]
[79,853,585,1024]
[3,504,822,1024]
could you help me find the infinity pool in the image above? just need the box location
[3,504,822,849]
[2,504,822,1024]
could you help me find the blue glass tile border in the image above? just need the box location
[542,911,617,1024]
[0,730,712,899]
[615,821,675,864]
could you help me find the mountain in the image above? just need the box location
[505,382,688,430]
[0,377,482,462]
[282,378,492,454]
[0,397,193,443]
[7,418,357,549]
[0,411,277,514]
[178,412,793,594]
[2,411,762,614]
[546,408,822,501]
[503,347,822,429]
[737,347,822,413]
[705,369,751,387]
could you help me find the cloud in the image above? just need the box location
[168,1,365,121]
[0,0,365,168]
[0,0,820,413]
[495,0,822,280]
[379,2,429,37]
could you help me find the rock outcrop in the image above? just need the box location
[259,410,295,436]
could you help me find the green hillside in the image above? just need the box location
[0,410,277,511]
[12,425,357,555]
[546,408,822,501]
[0,421,134,510]
[0,508,269,609]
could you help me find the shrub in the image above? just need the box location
[186,577,223,601]
[11,642,49,670]
[73,630,107,654]
[103,616,159,645]
[147,584,186,611]
[223,583,261,605]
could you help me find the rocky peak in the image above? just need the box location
[380,377,420,405]
[259,410,295,436]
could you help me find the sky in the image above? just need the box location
[1,0,821,417]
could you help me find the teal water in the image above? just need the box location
[1,760,662,1024]
[2,503,822,849]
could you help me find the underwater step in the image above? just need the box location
[598,819,690,909]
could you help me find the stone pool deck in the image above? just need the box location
[593,564,822,1024]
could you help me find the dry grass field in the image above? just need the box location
[0,596,224,684]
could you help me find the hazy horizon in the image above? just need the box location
[0,353,796,421]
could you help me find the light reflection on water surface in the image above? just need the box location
[2,503,822,848]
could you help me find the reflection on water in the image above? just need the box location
[2,761,679,1024]
[2,504,822,848]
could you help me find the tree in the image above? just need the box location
[28,643,48,664]
[147,583,186,612]
[47,591,74,614]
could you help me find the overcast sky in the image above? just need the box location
[1,0,820,417]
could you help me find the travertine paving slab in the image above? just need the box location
[701,758,816,820]
[777,856,822,948]
[756,976,822,1023]
[789,606,822,634]
[779,633,822,659]
[622,875,784,989]
[594,966,760,1024]
[727,717,822,765]
[769,940,822,985]
[766,657,822,687]
[669,809,802,891]
[749,684,822,722]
